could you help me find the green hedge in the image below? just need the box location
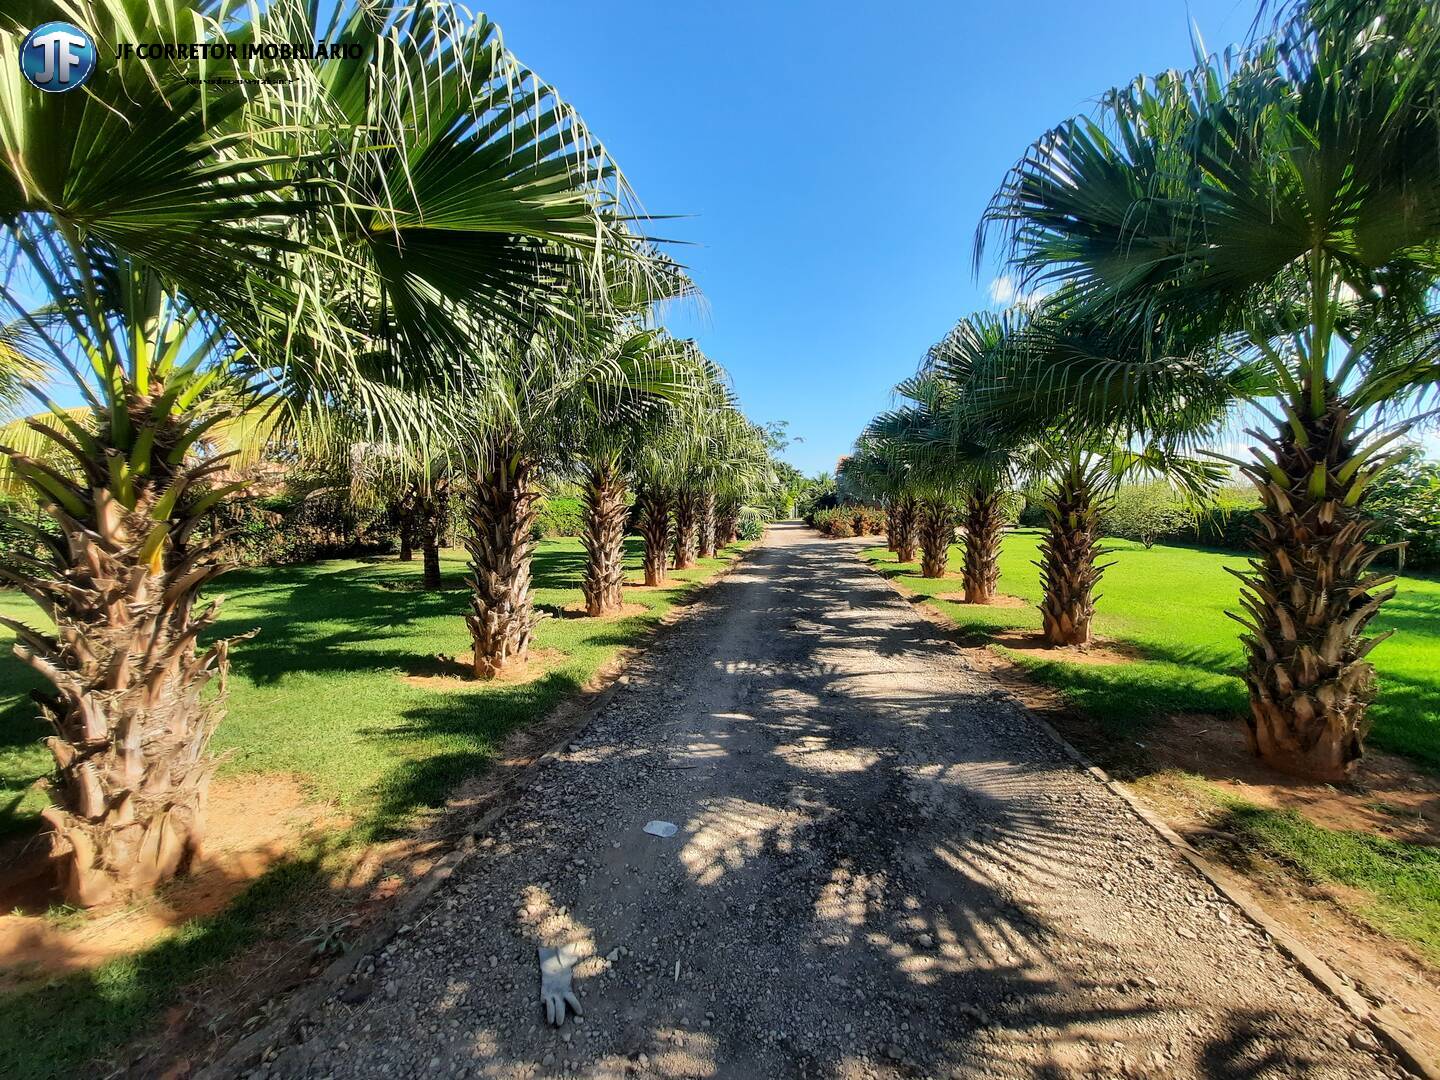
[533,496,587,539]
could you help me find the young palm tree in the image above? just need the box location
[633,449,678,587]
[866,374,967,580]
[838,441,915,557]
[980,1,1440,776]
[920,314,1032,604]
[1025,443,1216,647]
[0,0,664,902]
[569,331,698,616]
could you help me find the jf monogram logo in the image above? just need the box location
[19,21,97,93]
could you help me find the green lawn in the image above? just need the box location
[0,536,751,1080]
[863,530,1440,770]
[1,537,750,842]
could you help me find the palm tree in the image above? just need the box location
[838,439,921,561]
[920,314,1032,604]
[693,409,771,559]
[667,371,738,570]
[979,0,1440,777]
[0,0,661,903]
[633,436,679,587]
[568,330,698,616]
[867,374,966,579]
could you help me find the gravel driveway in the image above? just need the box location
[266,523,1403,1079]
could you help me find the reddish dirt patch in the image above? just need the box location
[990,629,1143,666]
[558,600,649,620]
[934,591,1029,608]
[402,647,569,689]
[1135,716,1440,845]
[0,775,335,988]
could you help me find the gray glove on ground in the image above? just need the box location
[538,944,584,1026]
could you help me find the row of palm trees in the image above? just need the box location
[0,1,768,907]
[847,0,1440,785]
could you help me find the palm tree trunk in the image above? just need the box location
[893,494,918,564]
[1037,458,1111,646]
[418,484,447,590]
[637,486,671,586]
[962,487,1005,604]
[918,497,953,579]
[397,486,417,562]
[673,488,699,570]
[464,445,539,679]
[697,490,717,559]
[1233,394,1397,781]
[716,497,741,548]
[885,503,896,551]
[581,459,627,617]
[0,409,249,907]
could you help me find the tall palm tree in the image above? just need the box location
[920,314,1032,604]
[837,440,914,555]
[668,370,738,570]
[867,374,967,579]
[979,0,1440,777]
[568,331,698,616]
[0,0,662,903]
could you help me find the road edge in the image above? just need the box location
[850,538,1436,1080]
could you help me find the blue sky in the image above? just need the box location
[479,0,1261,475]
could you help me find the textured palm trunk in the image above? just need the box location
[697,490,717,559]
[418,484,447,590]
[464,446,539,679]
[397,487,417,562]
[893,494,918,564]
[716,498,741,548]
[918,497,953,579]
[885,504,896,551]
[1037,460,1111,647]
[637,487,671,586]
[962,488,1005,604]
[1233,394,1396,781]
[0,406,249,907]
[581,460,628,617]
[673,488,699,570]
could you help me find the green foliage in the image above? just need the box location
[532,496,587,539]
[211,490,397,566]
[1205,793,1440,964]
[810,508,854,538]
[1103,484,1196,549]
[1366,449,1440,571]
[736,507,766,541]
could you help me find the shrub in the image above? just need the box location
[811,508,854,538]
[1366,449,1440,571]
[737,507,766,541]
[1104,484,1196,549]
[532,495,586,539]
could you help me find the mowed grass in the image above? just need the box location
[0,537,749,1080]
[1,537,750,841]
[864,530,1440,966]
[863,529,1440,770]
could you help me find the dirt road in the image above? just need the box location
[269,523,1402,1079]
